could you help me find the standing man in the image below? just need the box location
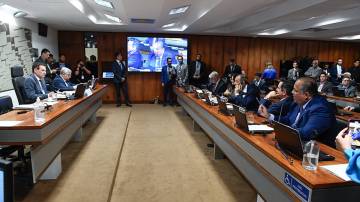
[348,59,360,83]
[161,57,177,106]
[329,58,345,85]
[189,54,207,88]
[304,59,322,79]
[175,55,188,87]
[222,59,242,81]
[112,52,132,107]
[35,48,56,85]
[287,61,302,81]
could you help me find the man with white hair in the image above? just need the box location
[207,71,227,95]
[52,67,76,91]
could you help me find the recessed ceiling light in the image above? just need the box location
[94,0,114,9]
[13,11,27,18]
[257,29,290,36]
[162,23,176,28]
[336,34,360,40]
[88,15,97,23]
[164,24,188,32]
[104,14,121,23]
[169,5,190,15]
[315,18,347,27]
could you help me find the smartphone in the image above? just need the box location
[348,119,360,147]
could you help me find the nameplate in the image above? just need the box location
[284,172,311,202]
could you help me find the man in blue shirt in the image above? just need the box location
[259,77,337,147]
[261,62,277,86]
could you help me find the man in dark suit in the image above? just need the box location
[252,73,267,92]
[112,52,132,107]
[329,58,345,85]
[348,59,360,83]
[259,77,337,147]
[317,72,333,95]
[222,59,242,81]
[148,38,175,72]
[189,54,207,88]
[228,76,260,112]
[260,80,295,117]
[52,67,76,91]
[207,71,227,95]
[161,57,177,106]
[24,62,53,102]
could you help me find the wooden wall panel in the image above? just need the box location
[59,31,360,103]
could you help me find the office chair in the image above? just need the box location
[11,66,29,104]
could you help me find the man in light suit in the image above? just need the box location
[112,52,132,107]
[24,62,53,103]
[161,57,177,106]
[287,61,302,81]
[52,67,76,91]
[189,54,207,88]
[175,55,188,86]
[337,76,356,97]
[259,77,337,147]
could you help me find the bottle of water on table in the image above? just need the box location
[302,140,320,171]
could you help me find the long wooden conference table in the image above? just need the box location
[175,87,360,202]
[0,85,108,183]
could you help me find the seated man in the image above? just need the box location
[259,77,337,147]
[223,74,241,97]
[53,67,76,91]
[24,62,53,102]
[337,76,356,97]
[252,73,267,92]
[317,72,333,95]
[207,71,227,95]
[260,80,295,117]
[228,75,260,112]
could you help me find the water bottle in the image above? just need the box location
[302,140,320,171]
[91,75,95,87]
[34,97,45,123]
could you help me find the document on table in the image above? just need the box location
[248,125,274,132]
[321,164,351,181]
[13,104,35,110]
[0,121,23,127]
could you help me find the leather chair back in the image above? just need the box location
[0,96,13,115]
[11,66,28,104]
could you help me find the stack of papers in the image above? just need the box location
[248,124,274,132]
[13,104,35,110]
[321,164,351,181]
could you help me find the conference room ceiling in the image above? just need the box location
[1,0,360,41]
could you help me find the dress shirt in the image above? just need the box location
[337,65,342,77]
[194,61,201,77]
[35,75,45,94]
[318,83,324,93]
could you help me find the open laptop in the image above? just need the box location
[273,121,335,161]
[328,102,352,116]
[332,86,345,97]
[68,83,86,100]
[234,109,274,134]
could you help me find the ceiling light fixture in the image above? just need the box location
[162,23,176,28]
[88,15,97,23]
[68,0,85,13]
[104,14,121,23]
[169,5,190,15]
[164,24,188,32]
[94,0,114,9]
[315,18,347,27]
[257,29,290,36]
[13,11,28,18]
[336,34,360,40]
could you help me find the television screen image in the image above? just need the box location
[127,37,188,72]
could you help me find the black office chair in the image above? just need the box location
[11,66,29,104]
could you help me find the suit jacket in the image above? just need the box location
[263,96,295,117]
[176,63,188,86]
[24,74,48,102]
[161,65,177,84]
[189,60,207,84]
[287,68,303,81]
[52,75,75,91]
[207,78,227,96]
[317,81,333,94]
[222,64,242,78]
[337,84,356,97]
[148,49,175,71]
[329,64,345,83]
[229,83,260,111]
[252,79,267,91]
[112,60,127,84]
[276,95,337,147]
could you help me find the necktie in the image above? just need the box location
[38,79,45,94]
[292,107,303,128]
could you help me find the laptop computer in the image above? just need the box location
[332,86,345,97]
[273,121,335,161]
[234,109,274,134]
[68,83,86,100]
[328,102,352,116]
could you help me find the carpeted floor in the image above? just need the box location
[17,104,256,202]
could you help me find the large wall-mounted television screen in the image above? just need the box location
[127,37,188,72]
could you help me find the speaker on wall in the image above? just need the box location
[38,23,48,37]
